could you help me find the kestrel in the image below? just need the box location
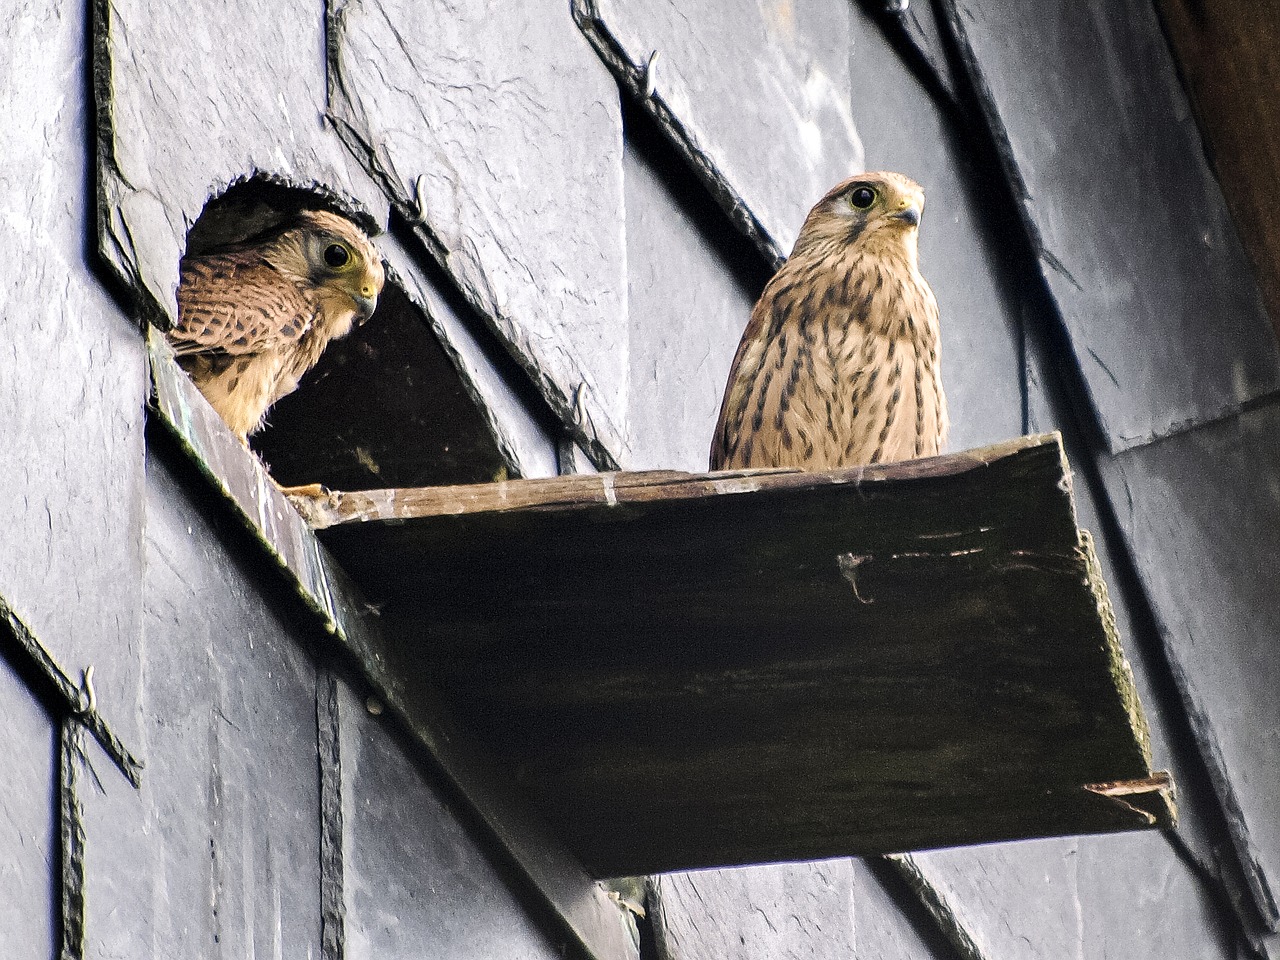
[710,172,947,470]
[171,209,385,442]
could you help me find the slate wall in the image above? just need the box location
[2,0,1276,959]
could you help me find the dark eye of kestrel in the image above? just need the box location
[170,208,385,443]
[710,171,948,470]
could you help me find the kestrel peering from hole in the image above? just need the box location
[171,209,385,442]
[710,172,947,471]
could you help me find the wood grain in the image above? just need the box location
[312,434,1173,876]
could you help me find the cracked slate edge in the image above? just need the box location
[322,7,624,472]
[60,719,88,960]
[90,0,149,307]
[318,669,346,960]
[1213,841,1280,960]
[884,7,1269,940]
[90,0,384,330]
[147,330,387,650]
[0,597,141,788]
[859,0,967,122]
[571,0,786,272]
[933,0,1277,454]
[1116,534,1280,930]
[884,855,985,960]
[146,335,636,960]
[379,235,558,480]
[322,127,620,473]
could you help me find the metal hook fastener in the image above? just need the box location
[642,50,661,99]
[410,175,430,224]
[79,664,97,715]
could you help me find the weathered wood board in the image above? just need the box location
[575,0,864,266]
[327,0,630,466]
[306,434,1172,877]
[1023,338,1237,872]
[899,339,1255,960]
[938,0,1280,452]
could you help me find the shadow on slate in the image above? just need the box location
[302,434,1173,878]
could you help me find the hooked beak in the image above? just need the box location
[894,201,921,227]
[353,292,379,323]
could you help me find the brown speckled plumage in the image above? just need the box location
[710,171,947,470]
[171,209,385,441]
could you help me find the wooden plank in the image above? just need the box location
[309,434,1172,877]
[1024,333,1259,883]
[938,0,1280,452]
[900,330,1257,960]
[1155,0,1280,334]
[297,434,1042,524]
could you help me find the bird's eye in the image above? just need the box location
[324,243,351,268]
[849,187,877,209]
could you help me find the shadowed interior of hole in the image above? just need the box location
[182,177,511,491]
[183,177,374,256]
[252,282,509,490]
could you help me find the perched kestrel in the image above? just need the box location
[710,172,947,470]
[171,209,385,441]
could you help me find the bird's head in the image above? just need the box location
[269,209,386,324]
[791,171,926,262]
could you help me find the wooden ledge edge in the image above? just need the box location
[289,432,1065,529]
[1083,771,1178,828]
